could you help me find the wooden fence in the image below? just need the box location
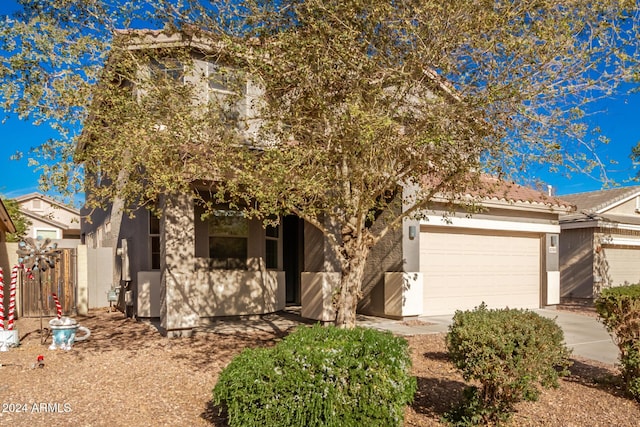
[20,248,77,317]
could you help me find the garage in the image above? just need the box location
[601,246,640,287]
[420,227,542,316]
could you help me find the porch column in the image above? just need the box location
[301,219,341,322]
[160,194,198,337]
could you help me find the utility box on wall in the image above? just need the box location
[137,271,161,317]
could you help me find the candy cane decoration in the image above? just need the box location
[23,265,34,281]
[0,267,4,331]
[7,266,17,331]
[51,293,62,320]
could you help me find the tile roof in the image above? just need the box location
[462,176,575,210]
[559,186,640,213]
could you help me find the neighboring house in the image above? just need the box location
[0,198,16,242]
[81,30,574,336]
[560,186,640,300]
[14,193,81,246]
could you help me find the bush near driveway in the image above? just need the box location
[445,303,571,425]
[595,284,640,401]
[212,324,417,427]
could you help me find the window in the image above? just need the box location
[151,58,184,83]
[207,209,248,269]
[265,223,279,269]
[36,229,58,240]
[149,213,160,270]
[207,62,236,93]
[207,62,242,126]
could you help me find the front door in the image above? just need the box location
[283,215,304,305]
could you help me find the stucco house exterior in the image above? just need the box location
[358,178,573,319]
[14,193,81,246]
[80,30,574,336]
[82,179,572,337]
[560,186,640,300]
[0,199,17,314]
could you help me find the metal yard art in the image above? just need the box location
[17,237,61,344]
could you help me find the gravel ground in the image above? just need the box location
[0,306,636,426]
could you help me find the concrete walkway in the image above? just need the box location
[197,307,620,366]
[358,308,619,366]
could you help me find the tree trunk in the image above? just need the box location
[334,238,371,328]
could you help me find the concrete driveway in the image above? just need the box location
[359,308,619,366]
[229,307,620,366]
[536,309,618,366]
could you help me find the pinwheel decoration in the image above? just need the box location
[16,237,61,344]
[17,237,60,273]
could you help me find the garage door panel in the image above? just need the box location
[603,247,640,286]
[421,229,540,316]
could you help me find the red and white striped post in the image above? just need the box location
[0,267,4,331]
[51,293,62,320]
[7,266,17,331]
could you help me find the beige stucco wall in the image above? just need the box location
[158,194,287,336]
[605,197,640,216]
[160,194,198,335]
[76,245,89,315]
[359,195,404,317]
[300,217,342,321]
[20,197,79,227]
[27,216,63,239]
[19,197,80,239]
[194,264,285,317]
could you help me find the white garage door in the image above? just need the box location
[603,247,640,287]
[420,228,541,316]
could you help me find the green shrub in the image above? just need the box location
[212,324,417,427]
[595,284,640,401]
[445,304,571,425]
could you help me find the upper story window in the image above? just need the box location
[150,58,184,84]
[207,62,237,94]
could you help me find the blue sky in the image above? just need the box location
[0,1,639,199]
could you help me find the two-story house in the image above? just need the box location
[80,30,573,337]
[14,193,81,247]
